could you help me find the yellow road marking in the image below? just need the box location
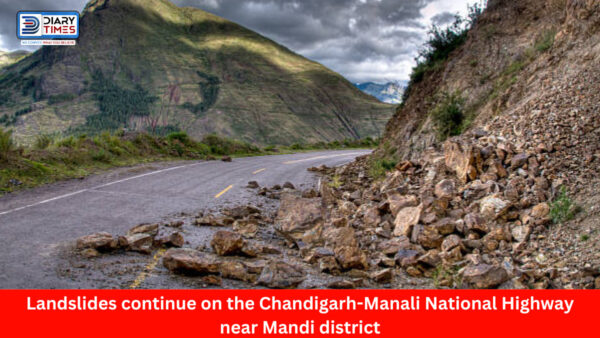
[129,248,166,289]
[215,184,234,198]
[252,168,266,174]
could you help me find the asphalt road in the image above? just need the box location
[0,149,370,288]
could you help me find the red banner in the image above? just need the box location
[1,290,593,337]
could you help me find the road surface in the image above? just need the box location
[0,149,370,288]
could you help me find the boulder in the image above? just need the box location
[121,233,154,254]
[388,195,419,217]
[434,179,456,199]
[324,227,368,270]
[479,196,511,219]
[163,248,220,276]
[211,231,244,256]
[510,153,529,169]
[531,202,550,219]
[393,204,423,237]
[220,261,257,283]
[247,181,259,189]
[441,234,461,252]
[221,156,232,162]
[462,264,509,289]
[282,182,296,190]
[127,223,159,237]
[257,261,305,289]
[275,194,323,244]
[319,256,341,274]
[371,269,393,283]
[233,220,259,238]
[464,213,489,233]
[363,207,381,228]
[444,140,481,183]
[156,232,184,248]
[76,232,118,252]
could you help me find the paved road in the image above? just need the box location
[0,149,370,288]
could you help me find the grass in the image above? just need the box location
[432,265,461,288]
[368,157,397,180]
[550,187,580,224]
[0,127,378,194]
[535,30,556,52]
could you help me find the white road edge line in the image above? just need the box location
[0,162,205,216]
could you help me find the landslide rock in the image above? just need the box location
[220,261,258,283]
[156,232,184,248]
[393,204,423,237]
[76,232,118,252]
[163,248,220,276]
[434,179,456,199]
[120,233,154,254]
[462,264,509,289]
[257,261,305,289]
[274,194,323,244]
[323,227,368,270]
[127,223,159,237]
[211,231,244,256]
[444,140,481,183]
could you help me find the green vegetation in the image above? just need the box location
[48,93,76,105]
[535,30,556,52]
[550,187,580,224]
[369,157,397,180]
[77,71,157,133]
[580,234,590,242]
[328,175,342,189]
[0,126,377,194]
[432,265,462,288]
[402,3,484,103]
[274,137,378,152]
[431,92,466,141]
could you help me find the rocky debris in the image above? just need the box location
[120,233,154,254]
[76,232,118,252]
[127,223,159,237]
[220,261,259,283]
[283,182,296,190]
[221,156,232,162]
[155,232,184,248]
[163,248,220,276]
[194,214,230,227]
[257,261,306,289]
[247,181,259,189]
[274,193,323,245]
[211,231,245,256]
[461,264,509,289]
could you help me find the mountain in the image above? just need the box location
[355,82,405,104]
[0,50,30,69]
[0,0,393,145]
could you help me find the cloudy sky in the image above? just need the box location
[0,0,477,83]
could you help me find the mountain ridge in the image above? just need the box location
[0,0,393,145]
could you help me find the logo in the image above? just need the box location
[21,15,40,35]
[17,11,79,41]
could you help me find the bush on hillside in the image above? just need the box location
[431,92,466,141]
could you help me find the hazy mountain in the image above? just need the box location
[0,0,393,145]
[0,50,30,69]
[356,81,406,104]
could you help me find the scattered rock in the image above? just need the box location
[162,248,220,276]
[257,261,305,289]
[76,232,118,252]
[211,231,245,256]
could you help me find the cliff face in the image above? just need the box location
[380,0,599,167]
[304,0,600,289]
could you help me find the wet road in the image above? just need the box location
[0,150,370,288]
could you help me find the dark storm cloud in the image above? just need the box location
[0,0,469,82]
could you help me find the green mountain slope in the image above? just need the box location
[0,0,393,145]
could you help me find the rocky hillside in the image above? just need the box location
[355,82,405,104]
[0,0,392,145]
[292,0,600,289]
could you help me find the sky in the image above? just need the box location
[0,0,477,83]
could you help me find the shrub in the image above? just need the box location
[550,187,580,224]
[369,157,397,180]
[57,136,76,148]
[167,131,191,145]
[402,3,484,103]
[328,175,342,189]
[91,149,112,163]
[34,134,53,149]
[431,92,466,140]
[0,128,15,159]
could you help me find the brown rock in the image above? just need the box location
[363,207,381,228]
[416,225,443,249]
[479,195,511,219]
[371,269,393,283]
[128,223,159,237]
[434,179,456,199]
[221,156,232,162]
[441,234,461,252]
[388,195,419,217]
[220,261,257,283]
[510,153,529,169]
[233,220,259,238]
[257,261,305,289]
[275,194,323,244]
[163,248,220,275]
[319,256,341,274]
[462,264,509,288]
[417,250,441,267]
[531,203,550,219]
[327,280,356,289]
[76,232,118,252]
[444,140,481,183]
[211,231,244,256]
[247,181,259,189]
[464,213,489,233]
[156,232,184,248]
[393,204,423,237]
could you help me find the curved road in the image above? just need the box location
[0,149,370,288]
